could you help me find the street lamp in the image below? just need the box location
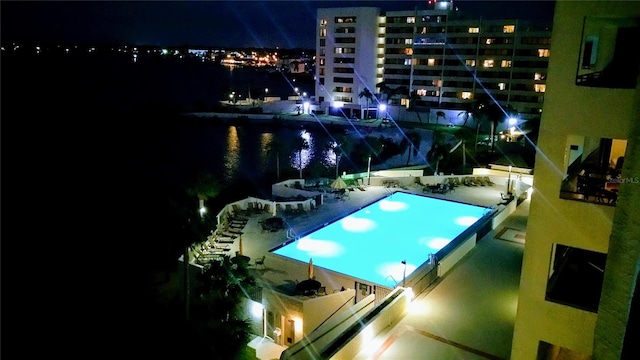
[401,260,407,287]
[378,104,387,121]
[507,165,513,195]
[367,155,372,185]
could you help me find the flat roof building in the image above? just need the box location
[315,1,552,123]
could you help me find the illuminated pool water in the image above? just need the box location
[272,191,492,288]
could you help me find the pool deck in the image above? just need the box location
[221,181,527,360]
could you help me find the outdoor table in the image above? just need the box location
[296,279,321,296]
[264,217,284,230]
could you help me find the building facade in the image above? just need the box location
[315,1,552,123]
[315,7,381,119]
[511,1,640,359]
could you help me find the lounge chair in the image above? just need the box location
[463,176,479,186]
[219,231,238,239]
[481,176,495,186]
[232,204,250,217]
[254,255,266,269]
[215,236,236,244]
[194,247,224,264]
[226,227,243,235]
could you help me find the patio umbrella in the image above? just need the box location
[308,258,314,279]
[331,177,347,190]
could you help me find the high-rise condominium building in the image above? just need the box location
[512,1,640,359]
[315,1,551,122]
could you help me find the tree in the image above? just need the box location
[427,130,452,175]
[408,90,424,124]
[291,132,310,179]
[182,171,222,320]
[267,138,286,180]
[192,255,257,359]
[457,107,477,129]
[358,88,374,119]
[378,81,393,102]
[329,133,355,178]
[485,103,518,153]
[435,111,446,127]
[400,131,422,166]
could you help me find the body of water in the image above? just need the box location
[4,51,431,213]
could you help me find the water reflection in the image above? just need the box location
[224,126,241,181]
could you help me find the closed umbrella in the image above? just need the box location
[331,177,347,190]
[308,258,314,279]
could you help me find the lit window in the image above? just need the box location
[538,49,550,57]
[416,89,426,96]
[465,59,476,67]
[319,58,325,66]
[404,58,412,66]
[320,28,326,37]
[405,38,412,45]
[461,91,472,99]
[534,72,545,80]
[503,25,515,33]
[427,58,436,66]
[433,79,442,87]
[501,60,512,68]
[404,48,413,56]
[469,27,480,34]
[407,17,415,24]
[498,83,506,90]
[534,84,546,92]
[483,59,494,68]
[486,38,495,45]
[320,18,327,26]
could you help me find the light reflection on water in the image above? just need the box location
[167,122,349,205]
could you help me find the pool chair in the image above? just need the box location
[254,255,266,269]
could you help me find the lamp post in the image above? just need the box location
[367,155,372,185]
[401,260,407,287]
[378,104,387,121]
[507,165,513,195]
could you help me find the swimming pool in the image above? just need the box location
[272,191,492,288]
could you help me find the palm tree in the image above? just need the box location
[408,90,424,124]
[457,107,476,129]
[485,103,518,153]
[330,133,354,178]
[182,171,222,320]
[427,130,452,175]
[400,131,422,166]
[193,254,256,359]
[267,138,286,180]
[292,133,310,179]
[358,88,374,119]
[435,111,446,127]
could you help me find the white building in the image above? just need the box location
[315,1,551,125]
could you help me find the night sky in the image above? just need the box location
[1,1,556,49]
